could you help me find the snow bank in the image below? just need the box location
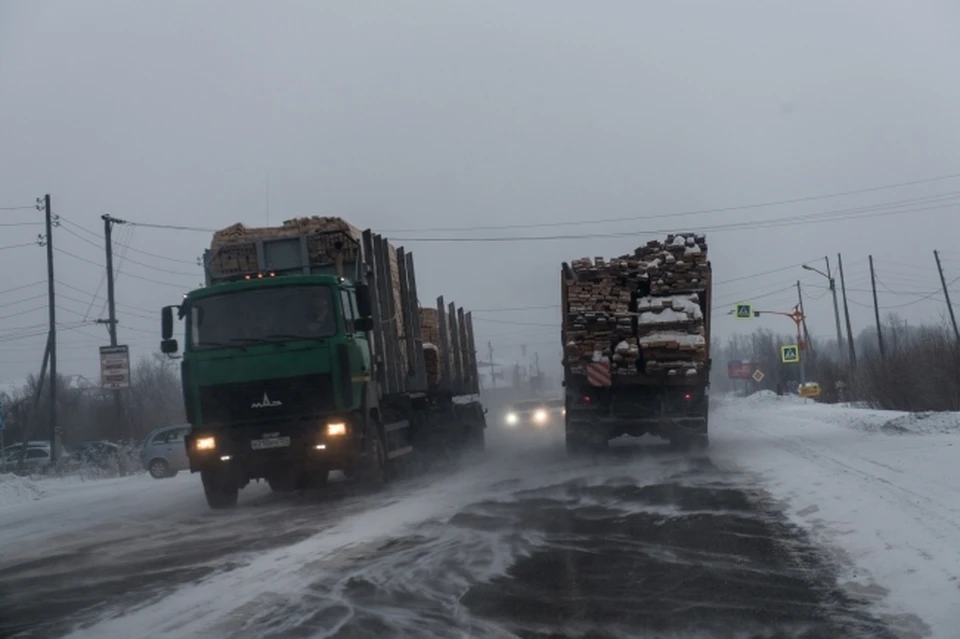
[734,390,960,436]
[0,473,46,508]
[712,397,960,637]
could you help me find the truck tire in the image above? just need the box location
[565,432,603,456]
[465,419,486,452]
[268,473,298,493]
[364,424,388,488]
[201,468,239,509]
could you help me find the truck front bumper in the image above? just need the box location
[185,420,361,476]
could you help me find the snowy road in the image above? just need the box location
[2,398,953,638]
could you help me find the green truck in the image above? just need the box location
[160,219,485,509]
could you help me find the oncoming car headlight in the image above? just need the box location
[505,412,518,426]
[533,409,548,424]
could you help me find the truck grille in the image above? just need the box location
[198,374,335,425]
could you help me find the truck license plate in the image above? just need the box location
[251,436,291,450]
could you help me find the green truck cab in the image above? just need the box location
[162,224,485,509]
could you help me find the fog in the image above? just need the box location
[2,0,959,387]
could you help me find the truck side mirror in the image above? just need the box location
[355,284,372,318]
[161,305,178,340]
[354,316,374,332]
[161,339,179,354]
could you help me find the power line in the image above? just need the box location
[3,293,47,308]
[0,205,36,211]
[57,224,201,277]
[380,172,960,233]
[58,293,156,322]
[0,241,38,251]
[714,261,817,286]
[55,280,157,315]
[0,305,47,322]
[471,317,557,327]
[126,220,217,233]
[53,247,199,290]
[0,222,42,228]
[0,321,92,344]
[389,197,960,243]
[472,304,560,313]
[59,216,199,264]
[0,281,45,297]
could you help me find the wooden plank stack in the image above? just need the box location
[564,233,710,378]
[208,216,407,364]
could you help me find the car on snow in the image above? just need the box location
[140,424,191,478]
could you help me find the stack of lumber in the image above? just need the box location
[209,217,364,277]
[564,233,710,377]
[208,216,407,369]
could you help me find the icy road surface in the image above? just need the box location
[2,397,953,638]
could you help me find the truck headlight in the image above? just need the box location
[533,409,548,424]
[505,413,518,426]
[327,422,347,437]
[196,436,216,451]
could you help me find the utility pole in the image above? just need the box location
[837,253,857,369]
[102,215,126,432]
[796,281,807,384]
[38,194,59,460]
[824,256,845,365]
[487,341,495,388]
[934,250,960,344]
[869,255,885,361]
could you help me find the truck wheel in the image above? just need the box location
[268,474,297,493]
[201,468,239,509]
[673,432,709,453]
[566,433,601,456]
[466,421,486,452]
[364,425,388,487]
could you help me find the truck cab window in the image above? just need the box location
[190,285,338,347]
[340,288,355,333]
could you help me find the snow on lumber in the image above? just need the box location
[564,233,710,377]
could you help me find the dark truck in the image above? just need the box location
[160,219,485,508]
[560,235,713,453]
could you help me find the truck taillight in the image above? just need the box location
[683,393,693,402]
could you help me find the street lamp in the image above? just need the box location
[802,257,846,366]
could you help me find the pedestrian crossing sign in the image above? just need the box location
[781,345,800,363]
[735,303,753,319]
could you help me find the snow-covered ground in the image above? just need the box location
[711,392,960,638]
[3,398,959,638]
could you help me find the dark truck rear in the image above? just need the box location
[561,234,712,453]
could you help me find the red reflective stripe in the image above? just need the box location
[586,362,612,387]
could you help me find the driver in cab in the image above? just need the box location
[307,292,336,336]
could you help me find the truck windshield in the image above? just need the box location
[189,285,337,349]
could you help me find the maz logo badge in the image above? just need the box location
[251,392,283,408]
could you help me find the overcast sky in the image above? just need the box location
[2,0,960,388]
